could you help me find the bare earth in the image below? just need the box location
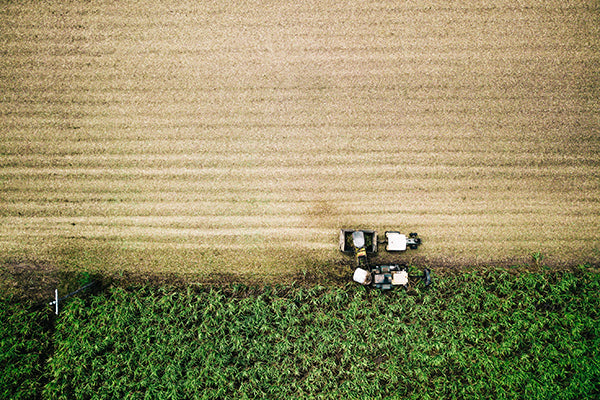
[1,0,599,279]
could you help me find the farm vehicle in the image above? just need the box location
[339,229,431,290]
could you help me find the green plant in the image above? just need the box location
[532,251,545,266]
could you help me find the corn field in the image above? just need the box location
[3,269,598,399]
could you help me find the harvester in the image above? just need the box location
[339,229,431,290]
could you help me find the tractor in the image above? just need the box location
[339,229,431,290]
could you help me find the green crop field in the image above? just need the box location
[1,0,599,280]
[2,269,599,399]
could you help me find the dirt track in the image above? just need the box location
[1,0,599,276]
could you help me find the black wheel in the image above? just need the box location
[409,232,418,238]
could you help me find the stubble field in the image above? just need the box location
[1,0,599,281]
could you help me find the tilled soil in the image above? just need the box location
[1,0,599,275]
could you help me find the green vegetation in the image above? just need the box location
[0,299,52,400]
[3,269,600,399]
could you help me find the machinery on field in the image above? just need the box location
[339,229,431,290]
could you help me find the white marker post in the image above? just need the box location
[55,289,58,315]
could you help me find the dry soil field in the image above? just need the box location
[1,0,599,280]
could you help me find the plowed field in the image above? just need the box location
[2,0,599,278]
